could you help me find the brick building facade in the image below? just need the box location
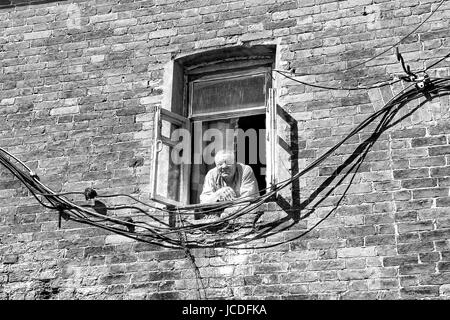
[1,0,450,299]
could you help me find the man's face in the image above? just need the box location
[215,154,236,179]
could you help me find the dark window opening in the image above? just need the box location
[189,114,266,205]
[236,114,266,196]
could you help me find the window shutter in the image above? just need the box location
[150,107,191,206]
[266,88,277,190]
[266,88,298,205]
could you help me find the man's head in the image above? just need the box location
[214,150,237,181]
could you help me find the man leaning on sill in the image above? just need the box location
[199,149,260,219]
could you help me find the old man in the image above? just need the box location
[199,150,259,204]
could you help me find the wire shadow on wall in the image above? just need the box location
[242,80,450,249]
[1,77,450,249]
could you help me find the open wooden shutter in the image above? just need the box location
[266,88,277,190]
[150,107,191,206]
[266,87,298,205]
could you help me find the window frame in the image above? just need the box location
[187,67,271,121]
[150,106,191,206]
[150,53,280,207]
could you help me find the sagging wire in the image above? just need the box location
[272,48,442,93]
[0,145,270,247]
[207,77,450,249]
[424,51,450,72]
[0,151,184,248]
[3,76,448,249]
[232,84,415,249]
[179,47,439,210]
[343,0,447,71]
[2,52,450,250]
[3,80,448,247]
[273,69,401,91]
[215,81,450,250]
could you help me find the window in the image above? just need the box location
[150,45,281,207]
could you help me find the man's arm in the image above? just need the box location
[199,170,217,203]
[200,171,237,203]
[239,165,259,199]
[220,166,259,219]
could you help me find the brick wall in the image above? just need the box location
[1,0,450,299]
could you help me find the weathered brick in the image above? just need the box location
[436,197,450,207]
[2,254,19,264]
[410,156,446,168]
[391,128,426,139]
[108,253,138,264]
[419,252,440,263]
[437,262,450,272]
[420,273,450,286]
[431,166,450,177]
[429,122,450,135]
[341,291,377,300]
[308,280,347,293]
[23,30,51,40]
[429,145,450,156]
[412,188,449,199]
[421,230,450,242]
[411,136,446,148]
[148,292,180,300]
[254,263,288,274]
[365,235,396,246]
[391,148,427,159]
[401,178,437,189]
[395,199,433,211]
[308,260,345,271]
[264,19,297,30]
[368,278,398,290]
[336,247,376,258]
[400,286,440,298]
[393,168,429,180]
[398,221,434,233]
[383,255,418,267]
[268,1,298,13]
[49,106,80,116]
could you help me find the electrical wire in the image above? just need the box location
[424,51,450,71]
[343,0,446,71]
[2,74,450,249]
[273,69,401,91]
[2,42,450,249]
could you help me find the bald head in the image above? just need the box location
[214,150,235,164]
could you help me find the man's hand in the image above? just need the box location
[215,187,236,202]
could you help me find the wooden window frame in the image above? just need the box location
[188,67,271,121]
[151,107,191,206]
[150,55,279,207]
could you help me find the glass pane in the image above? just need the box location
[191,73,266,115]
[155,144,181,201]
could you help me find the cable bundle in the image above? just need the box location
[2,72,450,249]
[2,0,450,246]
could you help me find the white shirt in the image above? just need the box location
[199,163,259,203]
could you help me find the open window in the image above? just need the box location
[150,45,281,207]
[151,107,190,206]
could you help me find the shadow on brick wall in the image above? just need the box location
[250,88,450,247]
